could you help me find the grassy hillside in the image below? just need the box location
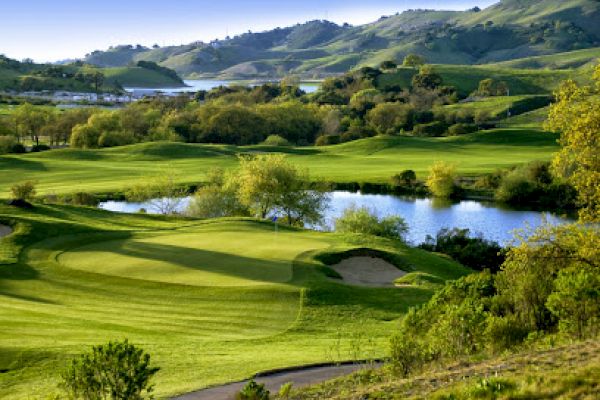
[0,55,184,92]
[490,46,600,70]
[0,204,468,398]
[286,340,600,399]
[0,129,559,197]
[81,0,600,79]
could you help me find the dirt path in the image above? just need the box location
[330,256,406,287]
[172,363,379,400]
[0,224,13,239]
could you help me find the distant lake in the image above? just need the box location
[99,191,572,246]
[125,80,320,95]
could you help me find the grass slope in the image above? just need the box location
[103,66,185,88]
[0,204,468,398]
[0,129,559,197]
[287,339,600,399]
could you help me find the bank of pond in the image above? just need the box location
[99,191,572,246]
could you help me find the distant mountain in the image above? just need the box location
[83,0,600,79]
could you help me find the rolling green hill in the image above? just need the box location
[82,0,600,79]
[0,56,184,92]
[0,129,559,197]
[0,204,468,398]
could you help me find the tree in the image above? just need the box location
[366,102,414,135]
[402,54,426,68]
[392,170,417,187]
[235,154,329,225]
[411,65,443,90]
[334,205,408,241]
[186,168,249,218]
[426,162,457,198]
[61,339,159,400]
[496,223,599,331]
[126,168,188,215]
[545,65,600,222]
[13,103,52,146]
[70,112,123,149]
[380,60,397,71]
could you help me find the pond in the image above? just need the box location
[99,191,572,246]
[124,79,320,95]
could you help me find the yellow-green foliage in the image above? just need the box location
[546,64,600,222]
[426,161,457,198]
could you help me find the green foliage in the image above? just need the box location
[61,339,159,400]
[366,102,414,135]
[412,65,443,90]
[413,121,448,137]
[277,382,293,399]
[10,180,36,201]
[419,228,504,273]
[447,123,478,136]
[236,380,270,400]
[391,170,416,187]
[389,334,428,377]
[402,54,426,68]
[0,135,16,154]
[187,168,249,218]
[261,135,291,147]
[426,162,457,198]
[546,65,600,222]
[334,205,408,241]
[126,168,188,215]
[546,266,600,339]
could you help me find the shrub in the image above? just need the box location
[261,134,291,147]
[426,162,457,198]
[389,334,428,377]
[392,170,417,187]
[334,205,408,241]
[447,123,478,136]
[315,134,340,146]
[419,228,505,272]
[61,339,159,400]
[0,135,16,154]
[236,380,270,400]
[71,192,98,206]
[484,315,529,353]
[10,181,36,201]
[278,382,293,399]
[10,143,26,153]
[413,121,448,137]
[30,144,51,152]
[98,130,136,147]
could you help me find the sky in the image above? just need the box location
[0,0,498,62]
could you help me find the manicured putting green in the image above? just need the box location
[58,222,330,286]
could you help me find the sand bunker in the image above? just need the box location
[0,224,12,239]
[330,256,406,287]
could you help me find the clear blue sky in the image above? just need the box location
[0,0,498,62]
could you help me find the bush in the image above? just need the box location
[10,181,36,201]
[61,339,160,400]
[426,162,457,198]
[389,334,428,377]
[261,134,291,147]
[30,144,51,152]
[98,130,136,147]
[71,192,98,206]
[0,135,16,154]
[413,121,448,137]
[447,123,478,136]
[10,143,26,153]
[392,170,417,187]
[236,380,270,400]
[315,134,340,146]
[419,228,505,272]
[484,315,529,353]
[334,205,408,241]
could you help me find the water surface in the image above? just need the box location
[99,191,571,245]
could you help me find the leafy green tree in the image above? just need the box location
[187,168,249,218]
[496,223,599,331]
[411,65,442,90]
[70,112,122,149]
[61,339,159,400]
[14,103,52,145]
[236,380,269,400]
[546,266,600,339]
[366,102,414,135]
[392,170,417,187]
[546,65,600,222]
[426,162,457,198]
[402,54,426,68]
[334,205,408,241]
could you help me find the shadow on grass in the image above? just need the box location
[64,239,293,285]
